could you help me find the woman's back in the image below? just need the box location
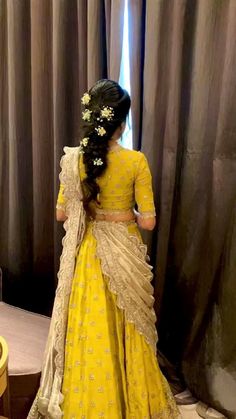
[79,144,156,219]
[29,80,179,419]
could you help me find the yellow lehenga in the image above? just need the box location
[56,145,180,418]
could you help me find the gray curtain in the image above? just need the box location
[1,0,236,417]
[128,0,236,417]
[0,0,124,314]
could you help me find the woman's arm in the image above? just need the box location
[134,153,156,231]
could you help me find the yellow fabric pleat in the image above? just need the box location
[61,223,179,418]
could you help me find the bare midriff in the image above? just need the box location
[94,209,135,223]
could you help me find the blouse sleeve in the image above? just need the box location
[56,183,67,211]
[134,152,156,218]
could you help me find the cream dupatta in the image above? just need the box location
[28,147,158,419]
[28,147,86,419]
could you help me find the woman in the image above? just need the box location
[28,80,180,418]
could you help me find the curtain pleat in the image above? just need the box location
[30,0,54,311]
[106,0,125,81]
[2,0,33,282]
[128,0,146,149]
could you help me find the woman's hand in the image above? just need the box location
[134,209,156,231]
[56,209,67,222]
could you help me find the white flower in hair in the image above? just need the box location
[101,106,114,121]
[82,109,92,121]
[81,92,91,105]
[95,126,106,136]
[81,137,89,147]
[78,146,84,154]
[93,158,103,166]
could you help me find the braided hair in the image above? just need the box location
[79,79,131,204]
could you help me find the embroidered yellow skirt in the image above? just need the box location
[61,222,179,418]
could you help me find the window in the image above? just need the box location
[119,0,133,149]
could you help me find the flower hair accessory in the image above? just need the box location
[78,146,84,154]
[81,92,91,105]
[82,109,92,121]
[93,158,103,166]
[95,126,106,136]
[100,106,114,121]
[81,137,89,147]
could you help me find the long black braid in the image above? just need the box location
[79,79,131,204]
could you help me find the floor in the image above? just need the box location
[179,405,202,418]
[179,403,227,419]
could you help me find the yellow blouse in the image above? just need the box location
[56,145,155,218]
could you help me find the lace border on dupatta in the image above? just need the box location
[27,147,86,419]
[93,221,158,353]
